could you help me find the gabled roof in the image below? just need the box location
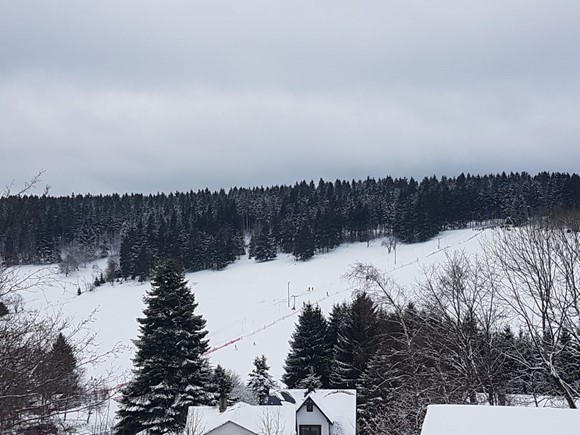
[206,420,257,435]
[185,402,296,435]
[297,396,333,424]
[186,389,357,435]
[269,388,357,435]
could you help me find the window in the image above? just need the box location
[299,425,321,435]
[306,402,313,412]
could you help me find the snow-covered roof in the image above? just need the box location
[270,389,357,434]
[185,402,296,435]
[186,389,356,435]
[421,404,580,435]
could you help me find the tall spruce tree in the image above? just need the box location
[357,312,409,435]
[282,303,331,388]
[330,292,382,389]
[357,350,398,435]
[212,364,235,405]
[253,224,277,262]
[0,301,9,317]
[327,302,350,355]
[115,260,213,434]
[47,333,79,397]
[34,332,81,411]
[247,355,277,405]
[292,222,315,261]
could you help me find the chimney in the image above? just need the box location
[219,396,227,413]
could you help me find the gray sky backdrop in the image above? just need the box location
[1,1,580,195]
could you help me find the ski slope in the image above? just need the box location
[19,227,487,387]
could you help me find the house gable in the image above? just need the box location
[266,389,356,435]
[296,397,332,435]
[187,390,355,435]
[297,397,333,424]
[186,402,297,435]
[206,421,257,435]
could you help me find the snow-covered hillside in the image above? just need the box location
[20,227,486,387]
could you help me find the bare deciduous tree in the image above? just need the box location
[348,263,432,435]
[258,408,285,435]
[1,170,48,198]
[0,175,114,432]
[351,256,510,435]
[184,407,207,435]
[484,216,580,408]
[421,251,509,405]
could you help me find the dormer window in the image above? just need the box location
[306,401,313,412]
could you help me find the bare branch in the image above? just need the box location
[1,170,46,198]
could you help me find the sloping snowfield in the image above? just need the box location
[19,227,486,386]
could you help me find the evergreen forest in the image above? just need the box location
[1,172,580,280]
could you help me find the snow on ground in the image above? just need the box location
[15,228,488,430]
[420,404,580,435]
[19,228,487,384]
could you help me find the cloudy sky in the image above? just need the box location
[1,1,580,195]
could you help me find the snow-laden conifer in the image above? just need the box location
[247,355,277,405]
[330,292,381,389]
[114,260,213,434]
[253,224,277,262]
[282,302,331,388]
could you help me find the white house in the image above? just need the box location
[420,404,580,435]
[185,389,356,435]
[185,402,296,435]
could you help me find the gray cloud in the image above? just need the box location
[1,1,580,195]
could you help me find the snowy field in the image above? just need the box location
[16,228,488,430]
[20,228,486,384]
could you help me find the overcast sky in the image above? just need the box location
[1,1,580,195]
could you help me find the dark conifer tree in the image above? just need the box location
[115,260,212,434]
[283,303,331,388]
[119,228,135,279]
[253,224,277,262]
[357,350,397,435]
[314,207,342,252]
[330,292,381,389]
[247,355,277,405]
[213,364,235,405]
[292,222,315,261]
[37,222,60,264]
[40,333,80,403]
[556,328,580,393]
[275,217,295,253]
[356,311,410,434]
[105,257,119,284]
[0,301,9,317]
[297,367,323,390]
[326,302,350,355]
